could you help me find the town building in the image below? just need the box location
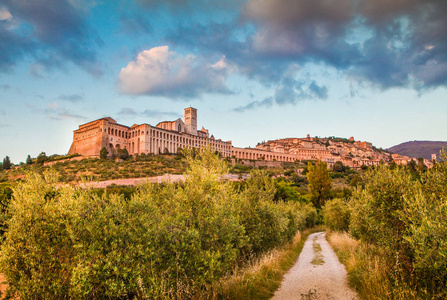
[68,107,232,157]
[68,108,431,169]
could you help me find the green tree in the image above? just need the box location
[407,159,417,172]
[0,183,13,237]
[322,198,350,231]
[307,160,332,209]
[417,157,427,173]
[349,166,418,270]
[274,179,306,203]
[26,155,33,165]
[99,147,108,160]
[2,156,11,170]
[332,161,344,172]
[116,148,129,160]
[36,152,47,165]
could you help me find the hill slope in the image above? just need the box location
[387,141,447,160]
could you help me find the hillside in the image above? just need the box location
[387,141,447,160]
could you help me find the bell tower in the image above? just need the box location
[184,107,197,135]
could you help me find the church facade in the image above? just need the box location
[68,107,232,157]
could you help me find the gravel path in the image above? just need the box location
[272,232,359,300]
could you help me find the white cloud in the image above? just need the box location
[117,46,231,98]
[0,6,12,21]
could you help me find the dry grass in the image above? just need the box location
[327,231,358,253]
[204,228,321,300]
[326,231,426,300]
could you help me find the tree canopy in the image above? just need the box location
[306,160,332,209]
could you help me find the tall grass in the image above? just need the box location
[327,231,430,300]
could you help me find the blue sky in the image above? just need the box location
[1,0,446,163]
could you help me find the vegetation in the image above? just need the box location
[36,152,47,165]
[1,157,11,170]
[0,149,317,299]
[214,227,322,299]
[327,158,447,299]
[0,153,189,183]
[0,183,12,238]
[99,147,108,160]
[306,160,332,209]
[321,198,350,232]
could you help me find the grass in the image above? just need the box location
[207,227,323,300]
[326,231,433,300]
[311,236,324,265]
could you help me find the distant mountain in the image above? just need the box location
[387,141,447,161]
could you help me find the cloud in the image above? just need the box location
[0,23,34,72]
[243,0,358,64]
[0,84,11,91]
[118,107,179,120]
[233,78,328,112]
[117,46,232,98]
[57,93,84,102]
[232,97,274,113]
[0,6,12,20]
[142,109,179,119]
[118,107,138,116]
[0,0,102,75]
[241,0,447,91]
[136,0,242,15]
[118,12,152,35]
[44,102,85,120]
[163,0,447,93]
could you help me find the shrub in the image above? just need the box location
[348,163,447,298]
[274,179,307,203]
[0,149,313,299]
[402,163,447,295]
[322,198,350,231]
[238,170,307,257]
[349,165,417,255]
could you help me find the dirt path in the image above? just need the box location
[77,173,249,188]
[272,232,359,300]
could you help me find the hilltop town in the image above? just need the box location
[67,107,433,169]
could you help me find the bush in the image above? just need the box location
[274,179,307,203]
[238,170,307,257]
[348,163,447,297]
[402,163,447,295]
[322,198,350,231]
[0,182,13,238]
[349,166,417,255]
[0,149,314,298]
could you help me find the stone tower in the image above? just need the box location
[184,107,197,135]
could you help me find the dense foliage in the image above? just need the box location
[330,160,447,298]
[0,149,314,299]
[322,198,350,232]
[306,161,332,209]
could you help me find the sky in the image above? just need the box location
[1,0,447,164]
